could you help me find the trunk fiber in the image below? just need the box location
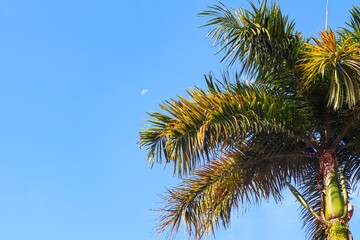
[328,219,349,240]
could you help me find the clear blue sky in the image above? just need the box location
[0,0,359,239]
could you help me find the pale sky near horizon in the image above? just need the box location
[0,0,359,239]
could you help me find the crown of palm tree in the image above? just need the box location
[139,1,360,239]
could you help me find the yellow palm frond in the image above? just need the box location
[298,30,360,110]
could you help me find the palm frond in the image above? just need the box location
[331,110,360,152]
[343,149,360,193]
[140,72,311,175]
[347,6,360,34]
[287,182,323,224]
[139,73,311,176]
[296,162,327,240]
[339,6,360,41]
[199,1,299,77]
[158,147,313,239]
[298,30,360,110]
[157,157,244,239]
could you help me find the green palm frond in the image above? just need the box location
[199,1,299,77]
[347,6,360,34]
[286,182,323,224]
[298,30,360,110]
[339,6,360,41]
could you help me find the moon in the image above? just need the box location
[141,89,149,96]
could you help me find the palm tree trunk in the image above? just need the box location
[320,152,350,240]
[328,219,349,240]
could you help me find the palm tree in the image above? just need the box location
[139,1,360,239]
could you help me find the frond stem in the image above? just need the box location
[331,114,360,153]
